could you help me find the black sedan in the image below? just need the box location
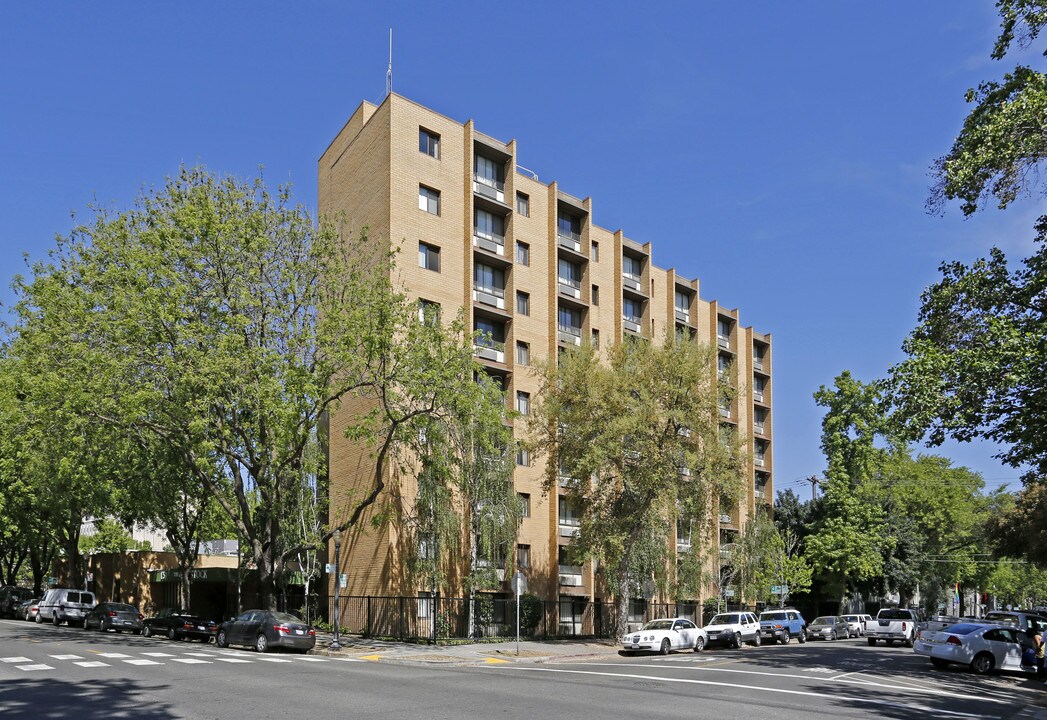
[142,608,218,642]
[84,602,144,634]
[216,610,316,653]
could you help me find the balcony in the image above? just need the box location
[473,230,505,256]
[474,339,506,364]
[473,174,505,204]
[754,455,766,467]
[753,390,765,403]
[719,406,731,419]
[558,522,580,538]
[623,316,642,334]
[754,421,765,435]
[558,230,582,253]
[717,335,730,349]
[622,272,641,293]
[558,565,583,586]
[675,308,689,323]
[754,357,766,372]
[719,513,733,526]
[558,324,582,346]
[755,488,766,501]
[473,285,505,310]
[676,539,692,552]
[558,276,581,299]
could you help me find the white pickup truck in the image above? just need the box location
[866,608,921,647]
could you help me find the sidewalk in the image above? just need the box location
[309,632,620,666]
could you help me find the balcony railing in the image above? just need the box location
[719,406,731,418]
[717,335,730,349]
[558,276,581,299]
[472,285,505,310]
[558,565,583,586]
[623,316,642,334]
[675,308,689,323]
[754,358,765,371]
[754,455,765,467]
[622,272,641,292]
[558,325,582,346]
[754,421,765,435]
[676,539,692,552]
[558,232,581,253]
[473,175,505,203]
[753,390,765,403]
[755,489,766,500]
[558,522,581,537]
[473,339,506,364]
[473,231,505,256]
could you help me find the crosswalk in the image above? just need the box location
[0,648,359,673]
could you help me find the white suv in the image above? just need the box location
[704,611,762,648]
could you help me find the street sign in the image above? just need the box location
[324,563,333,573]
[724,589,735,598]
[339,573,347,589]
[511,571,527,595]
[771,585,789,595]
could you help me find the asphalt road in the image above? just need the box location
[0,619,1041,720]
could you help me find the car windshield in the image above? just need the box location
[878,609,912,620]
[812,617,835,625]
[110,604,137,612]
[642,620,674,630]
[709,614,738,625]
[761,612,787,621]
[843,615,859,621]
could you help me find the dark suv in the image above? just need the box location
[759,608,807,644]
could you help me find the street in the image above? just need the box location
[0,619,1040,719]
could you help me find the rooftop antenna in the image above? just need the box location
[386,28,393,97]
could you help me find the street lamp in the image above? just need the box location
[331,529,342,651]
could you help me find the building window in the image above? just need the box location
[675,290,690,314]
[419,128,440,158]
[418,185,440,215]
[516,391,530,415]
[516,341,530,366]
[474,208,505,242]
[557,213,581,240]
[516,192,529,217]
[516,448,531,467]
[516,241,530,266]
[591,241,599,261]
[518,492,531,517]
[623,255,642,279]
[418,242,440,272]
[516,291,530,316]
[418,299,440,324]
[517,544,531,569]
[623,298,642,323]
[591,285,599,306]
[591,329,600,348]
[474,262,505,297]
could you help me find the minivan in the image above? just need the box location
[36,588,96,626]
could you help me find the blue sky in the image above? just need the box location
[1,2,1040,496]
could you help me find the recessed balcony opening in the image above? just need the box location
[474,154,506,203]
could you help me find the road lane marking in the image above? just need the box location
[142,652,175,657]
[182,652,217,657]
[215,658,253,663]
[296,657,329,662]
[484,658,509,664]
[73,661,109,668]
[359,654,382,661]
[255,657,292,663]
[16,664,53,671]
[96,653,132,659]
[123,659,162,666]
[495,667,1003,719]
[49,654,82,660]
[170,658,212,664]
[0,657,32,663]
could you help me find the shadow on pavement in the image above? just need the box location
[0,677,176,719]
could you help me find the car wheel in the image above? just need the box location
[35,613,43,624]
[693,636,705,653]
[752,632,761,647]
[100,619,109,633]
[732,632,742,649]
[167,627,177,641]
[780,631,791,645]
[830,630,837,641]
[904,634,915,649]
[53,613,61,626]
[971,652,994,675]
[798,628,807,644]
[216,630,229,648]
[659,638,671,655]
[255,634,269,653]
[142,625,152,638]
[930,658,949,670]
[867,638,876,646]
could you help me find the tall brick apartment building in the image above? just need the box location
[319,94,773,629]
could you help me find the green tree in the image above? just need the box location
[529,337,745,642]
[79,518,141,554]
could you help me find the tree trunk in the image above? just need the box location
[614,557,630,643]
[838,570,848,613]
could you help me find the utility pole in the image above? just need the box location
[806,476,821,502]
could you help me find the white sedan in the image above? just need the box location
[914,622,1036,675]
[622,618,707,655]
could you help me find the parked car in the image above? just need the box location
[215,610,316,653]
[0,586,35,618]
[622,618,708,655]
[703,612,762,648]
[807,616,850,640]
[36,588,96,627]
[867,607,921,647]
[84,602,144,634]
[142,608,218,642]
[758,608,807,644]
[15,598,39,621]
[914,622,1036,675]
[982,610,1047,635]
[841,614,866,637]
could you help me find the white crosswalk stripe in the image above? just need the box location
[49,654,83,660]
[170,658,212,664]
[255,657,293,663]
[73,661,109,668]
[123,659,162,666]
[97,652,132,659]
[0,657,32,663]
[142,652,175,657]
[215,658,253,663]
[16,664,52,671]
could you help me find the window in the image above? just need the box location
[718,353,730,375]
[516,291,530,315]
[474,262,504,296]
[418,242,440,272]
[418,185,440,215]
[591,285,599,306]
[516,241,530,266]
[474,208,505,241]
[516,341,530,366]
[591,241,599,261]
[558,306,581,333]
[516,544,531,569]
[558,496,581,526]
[623,255,642,278]
[418,299,440,324]
[516,192,529,217]
[591,329,600,348]
[518,492,531,517]
[419,128,440,158]
[516,448,531,466]
[717,318,732,344]
[558,258,582,287]
[675,290,690,313]
[557,213,581,240]
[516,391,530,415]
[623,298,642,322]
[474,155,504,189]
